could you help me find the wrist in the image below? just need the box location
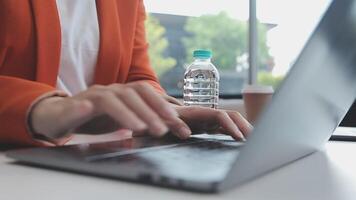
[27,92,68,140]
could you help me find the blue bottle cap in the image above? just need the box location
[193,50,212,59]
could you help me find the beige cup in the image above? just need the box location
[242,85,274,124]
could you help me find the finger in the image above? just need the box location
[112,87,168,137]
[93,92,147,132]
[215,111,245,141]
[162,94,184,106]
[129,82,178,120]
[227,111,253,137]
[165,117,192,139]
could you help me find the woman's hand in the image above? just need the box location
[30,82,190,139]
[175,106,253,141]
[30,82,252,141]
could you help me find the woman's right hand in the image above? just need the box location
[30,82,191,140]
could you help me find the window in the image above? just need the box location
[144,0,332,97]
[256,0,332,89]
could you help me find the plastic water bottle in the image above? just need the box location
[183,50,220,109]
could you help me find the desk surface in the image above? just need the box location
[1,141,356,200]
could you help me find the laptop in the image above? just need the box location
[6,0,356,193]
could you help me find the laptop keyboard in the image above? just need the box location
[92,140,243,168]
[138,140,243,165]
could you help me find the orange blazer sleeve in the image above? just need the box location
[0,76,69,147]
[126,0,165,93]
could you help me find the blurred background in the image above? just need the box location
[143,0,332,98]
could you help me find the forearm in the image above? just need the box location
[0,76,69,146]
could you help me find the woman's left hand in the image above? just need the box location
[168,106,253,141]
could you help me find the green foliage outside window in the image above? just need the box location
[145,12,277,90]
[183,12,271,71]
[145,15,176,76]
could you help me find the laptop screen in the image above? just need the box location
[220,0,356,190]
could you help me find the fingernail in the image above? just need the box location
[151,121,168,136]
[136,122,148,131]
[178,127,191,139]
[237,132,246,141]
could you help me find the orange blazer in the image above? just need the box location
[0,0,164,146]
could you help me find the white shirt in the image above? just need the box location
[55,0,99,96]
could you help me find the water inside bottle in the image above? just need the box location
[183,68,219,108]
